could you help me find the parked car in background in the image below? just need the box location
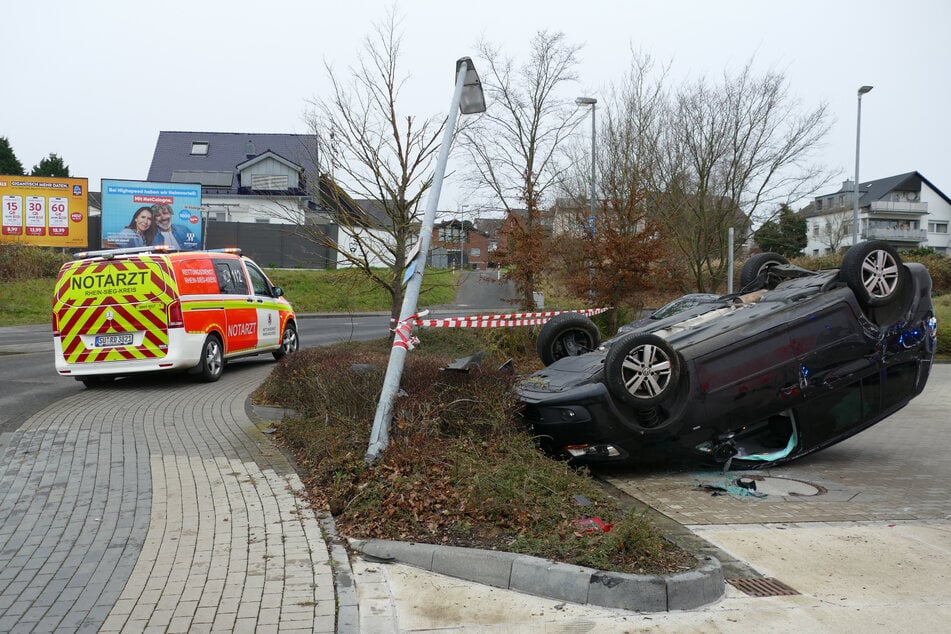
[617,294,722,335]
[519,241,937,468]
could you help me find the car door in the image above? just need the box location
[242,260,282,349]
[791,301,882,449]
[213,257,259,353]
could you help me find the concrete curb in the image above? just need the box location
[349,538,724,612]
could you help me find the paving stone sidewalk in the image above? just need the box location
[0,362,336,633]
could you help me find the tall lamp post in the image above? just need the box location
[366,58,486,463]
[576,97,597,233]
[852,85,873,245]
[576,96,597,303]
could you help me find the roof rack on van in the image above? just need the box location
[73,245,180,260]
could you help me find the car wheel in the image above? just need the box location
[840,241,904,307]
[604,333,680,407]
[536,312,601,366]
[740,252,790,289]
[195,334,224,382]
[273,322,299,360]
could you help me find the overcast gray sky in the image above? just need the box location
[3,0,948,212]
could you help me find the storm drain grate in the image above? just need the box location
[726,577,800,597]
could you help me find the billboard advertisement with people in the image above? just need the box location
[101,179,203,250]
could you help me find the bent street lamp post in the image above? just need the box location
[852,85,873,245]
[366,58,486,463]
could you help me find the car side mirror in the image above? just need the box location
[272,286,284,297]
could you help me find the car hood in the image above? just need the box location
[517,353,607,398]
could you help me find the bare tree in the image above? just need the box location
[820,211,852,254]
[556,51,671,328]
[296,9,446,318]
[653,62,833,292]
[463,31,584,309]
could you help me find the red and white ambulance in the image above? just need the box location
[53,246,298,386]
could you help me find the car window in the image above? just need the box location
[652,299,693,320]
[244,261,273,297]
[651,295,716,320]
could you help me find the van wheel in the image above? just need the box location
[195,335,224,382]
[273,323,299,360]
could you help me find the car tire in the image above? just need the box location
[194,334,224,382]
[840,241,904,308]
[740,252,790,289]
[273,322,299,360]
[604,333,680,407]
[536,312,601,366]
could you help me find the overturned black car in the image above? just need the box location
[518,241,937,469]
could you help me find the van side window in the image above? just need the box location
[213,261,249,295]
[245,262,272,297]
[228,262,249,294]
[213,261,235,294]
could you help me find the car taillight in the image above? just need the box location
[168,300,184,328]
[52,311,59,337]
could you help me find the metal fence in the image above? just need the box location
[86,217,336,268]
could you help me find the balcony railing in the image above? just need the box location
[862,227,928,242]
[868,201,928,214]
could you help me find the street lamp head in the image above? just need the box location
[576,96,597,106]
[456,57,487,114]
[858,85,873,95]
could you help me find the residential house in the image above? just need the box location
[146,131,411,268]
[801,171,951,255]
[429,219,492,270]
[147,131,320,225]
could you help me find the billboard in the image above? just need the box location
[1,176,89,247]
[101,179,203,250]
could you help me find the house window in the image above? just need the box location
[438,226,463,243]
[812,224,819,237]
[929,222,948,234]
[190,142,209,156]
[816,199,823,211]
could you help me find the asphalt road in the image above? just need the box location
[0,269,517,434]
[0,314,392,434]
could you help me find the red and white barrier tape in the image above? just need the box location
[391,309,429,350]
[414,306,611,329]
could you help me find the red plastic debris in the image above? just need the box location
[570,516,613,533]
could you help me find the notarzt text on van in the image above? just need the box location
[70,271,149,290]
[228,322,257,336]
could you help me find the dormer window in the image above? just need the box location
[190,141,209,156]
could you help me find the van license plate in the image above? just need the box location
[95,334,134,347]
